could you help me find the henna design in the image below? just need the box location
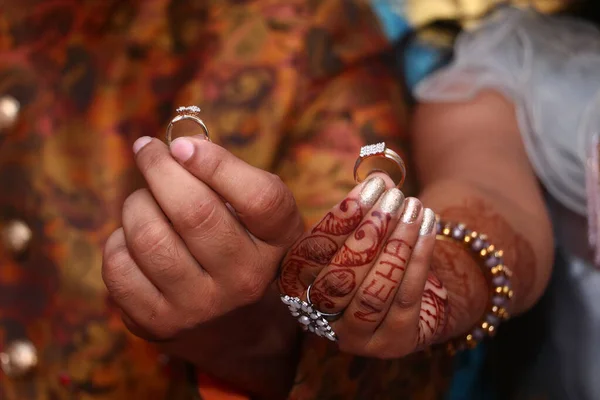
[279,259,316,297]
[440,198,536,303]
[311,269,356,310]
[416,275,448,348]
[331,211,390,267]
[313,198,362,236]
[291,235,339,265]
[430,240,478,334]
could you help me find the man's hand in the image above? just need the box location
[102,135,304,397]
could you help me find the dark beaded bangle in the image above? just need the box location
[435,217,514,353]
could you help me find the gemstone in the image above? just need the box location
[471,238,484,251]
[472,328,485,341]
[492,296,506,306]
[176,105,201,115]
[452,227,465,240]
[360,142,386,157]
[298,316,311,325]
[485,256,500,268]
[492,275,507,287]
[486,314,500,326]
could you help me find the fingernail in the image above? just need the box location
[401,198,422,224]
[380,188,405,214]
[170,137,195,162]
[359,176,386,206]
[133,136,152,154]
[419,208,436,236]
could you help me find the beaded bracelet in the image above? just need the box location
[435,217,514,353]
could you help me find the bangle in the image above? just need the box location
[435,217,514,353]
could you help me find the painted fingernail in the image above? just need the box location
[380,188,405,214]
[133,136,152,154]
[419,208,436,236]
[359,176,386,206]
[170,137,195,162]
[401,198,422,224]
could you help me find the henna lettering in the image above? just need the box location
[375,239,412,283]
[354,301,381,323]
[354,279,395,322]
[331,211,390,267]
[291,235,339,265]
[313,198,362,236]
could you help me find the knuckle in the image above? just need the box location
[249,174,293,218]
[135,306,178,340]
[353,291,387,316]
[394,292,416,310]
[128,218,172,257]
[176,196,220,233]
[102,250,135,300]
[235,272,268,304]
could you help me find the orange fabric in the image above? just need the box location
[197,373,249,400]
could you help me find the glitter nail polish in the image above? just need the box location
[380,188,405,214]
[359,176,386,206]
[419,208,436,235]
[401,198,422,224]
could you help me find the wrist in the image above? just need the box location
[431,236,488,342]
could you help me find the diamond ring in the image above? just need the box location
[166,106,210,145]
[354,142,406,188]
[280,284,341,342]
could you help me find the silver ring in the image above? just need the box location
[354,142,406,188]
[166,106,210,145]
[280,284,341,342]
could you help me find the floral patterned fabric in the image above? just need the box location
[0,0,456,398]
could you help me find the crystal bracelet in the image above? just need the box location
[435,217,514,353]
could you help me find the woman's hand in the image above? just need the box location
[279,175,448,358]
[102,134,303,340]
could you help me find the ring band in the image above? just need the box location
[280,284,341,342]
[166,106,210,145]
[354,142,406,188]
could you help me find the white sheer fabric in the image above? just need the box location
[414,7,600,399]
[415,6,600,217]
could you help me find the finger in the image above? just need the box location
[278,174,392,298]
[102,228,175,339]
[340,198,425,337]
[170,136,302,245]
[121,188,213,303]
[132,137,257,280]
[376,208,448,354]
[308,188,408,315]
